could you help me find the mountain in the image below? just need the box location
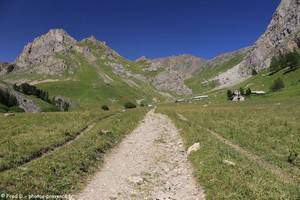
[0,29,166,111]
[133,55,207,95]
[1,0,299,103]
[213,0,300,87]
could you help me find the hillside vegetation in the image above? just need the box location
[42,56,158,110]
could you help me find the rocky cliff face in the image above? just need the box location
[215,0,300,87]
[245,0,300,72]
[15,29,77,75]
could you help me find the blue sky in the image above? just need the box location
[0,0,280,62]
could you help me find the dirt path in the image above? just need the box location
[75,110,205,200]
[29,78,72,85]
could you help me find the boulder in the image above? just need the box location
[4,113,15,117]
[52,96,71,111]
[223,160,236,166]
[0,62,18,76]
[187,143,200,156]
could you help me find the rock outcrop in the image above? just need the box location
[11,89,41,112]
[0,62,18,76]
[0,83,41,112]
[52,96,71,111]
[15,29,77,75]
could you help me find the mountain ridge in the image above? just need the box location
[1,0,299,97]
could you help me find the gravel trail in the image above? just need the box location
[75,109,205,200]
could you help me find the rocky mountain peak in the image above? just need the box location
[16,29,76,68]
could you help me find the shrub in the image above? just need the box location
[239,87,245,96]
[124,101,136,109]
[245,88,252,96]
[269,50,300,73]
[101,105,109,111]
[252,69,258,76]
[19,83,37,95]
[285,51,299,70]
[270,78,285,92]
[0,88,18,107]
[140,100,148,107]
[287,149,298,165]
[0,103,8,112]
[9,106,25,113]
[270,56,281,73]
[226,90,233,100]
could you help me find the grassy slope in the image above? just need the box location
[191,62,300,105]
[0,108,147,195]
[158,97,300,199]
[128,59,165,78]
[236,67,300,99]
[35,47,163,111]
[185,53,245,94]
[0,112,99,171]
[1,40,164,111]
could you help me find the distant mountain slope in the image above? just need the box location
[185,48,249,94]
[132,55,208,95]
